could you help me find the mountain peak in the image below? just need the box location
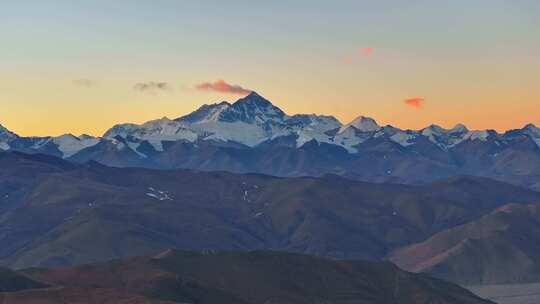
[340,116,380,133]
[246,91,261,98]
[0,123,11,133]
[219,92,286,124]
[450,123,468,133]
[423,124,445,133]
[0,123,18,141]
[524,123,540,134]
[233,91,273,107]
[423,123,468,135]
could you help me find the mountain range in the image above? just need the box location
[1,151,539,288]
[2,92,540,190]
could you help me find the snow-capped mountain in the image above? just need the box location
[104,118,198,151]
[523,123,540,147]
[39,134,101,158]
[190,92,287,124]
[106,92,342,150]
[3,93,540,156]
[0,124,100,157]
[338,116,381,133]
[421,124,470,149]
[1,92,540,191]
[0,124,18,150]
[106,92,540,156]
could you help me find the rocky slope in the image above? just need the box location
[390,204,540,285]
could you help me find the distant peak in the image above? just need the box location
[422,123,468,135]
[450,123,468,133]
[246,91,261,98]
[79,134,95,140]
[341,116,380,132]
[217,101,232,107]
[55,133,79,140]
[0,123,11,132]
[0,123,18,140]
[234,91,273,107]
[424,124,445,132]
[524,123,540,134]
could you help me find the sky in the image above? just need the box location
[1,0,539,136]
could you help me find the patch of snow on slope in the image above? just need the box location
[390,131,416,147]
[53,134,100,158]
[333,127,372,152]
[125,141,147,158]
[455,130,491,145]
[146,187,173,201]
[288,115,342,147]
[190,121,270,146]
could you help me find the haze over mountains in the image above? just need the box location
[1,92,540,191]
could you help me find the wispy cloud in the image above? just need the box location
[360,47,374,56]
[403,97,425,109]
[73,79,97,88]
[133,82,171,94]
[344,47,375,64]
[195,80,252,95]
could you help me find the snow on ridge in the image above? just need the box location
[0,123,18,150]
[53,134,100,158]
[105,118,198,151]
[23,134,101,158]
[455,130,492,145]
[521,124,540,148]
[390,131,416,147]
[177,102,231,124]
[339,116,380,134]
[287,114,342,147]
[420,124,472,149]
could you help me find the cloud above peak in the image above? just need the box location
[403,97,425,109]
[196,80,252,95]
[133,82,170,93]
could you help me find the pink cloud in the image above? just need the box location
[360,48,374,56]
[403,97,425,109]
[344,47,375,64]
[196,80,252,95]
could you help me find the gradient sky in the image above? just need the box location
[1,0,539,136]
